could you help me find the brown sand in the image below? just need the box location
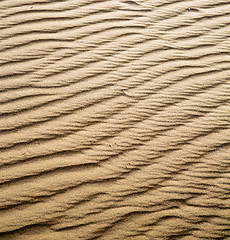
[0,0,230,239]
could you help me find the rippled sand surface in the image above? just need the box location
[0,0,230,239]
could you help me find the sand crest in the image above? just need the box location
[0,0,230,239]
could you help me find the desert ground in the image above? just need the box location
[0,0,230,239]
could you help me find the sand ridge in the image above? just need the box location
[0,0,230,239]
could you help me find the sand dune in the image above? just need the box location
[0,0,230,239]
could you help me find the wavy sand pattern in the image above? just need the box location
[0,0,230,239]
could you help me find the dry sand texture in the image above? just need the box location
[0,0,230,239]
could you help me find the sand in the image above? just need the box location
[0,0,230,239]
